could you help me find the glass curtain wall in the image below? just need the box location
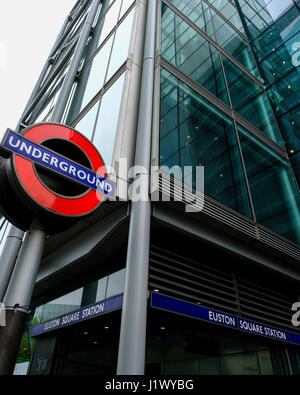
[160,69,252,218]
[159,0,300,244]
[64,0,136,166]
[235,0,300,185]
[161,1,283,145]
[66,0,135,121]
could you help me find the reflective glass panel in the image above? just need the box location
[277,105,300,152]
[106,8,134,81]
[211,9,260,79]
[93,73,125,166]
[95,276,108,302]
[92,0,122,51]
[38,288,84,323]
[259,32,300,86]
[209,0,245,33]
[267,67,300,117]
[251,6,300,62]
[161,5,229,104]
[106,269,126,299]
[160,68,252,217]
[74,102,99,140]
[236,0,294,40]
[78,35,114,111]
[239,127,300,244]
[120,0,135,19]
[167,0,215,38]
[222,55,283,145]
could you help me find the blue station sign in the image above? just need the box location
[151,293,300,346]
[31,295,123,337]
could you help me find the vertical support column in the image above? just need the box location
[117,0,157,375]
[0,226,24,301]
[0,221,45,375]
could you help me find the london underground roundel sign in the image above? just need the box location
[0,123,115,234]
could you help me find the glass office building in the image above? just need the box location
[1,0,300,375]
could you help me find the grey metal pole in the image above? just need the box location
[116,0,157,375]
[0,221,45,375]
[51,0,101,123]
[0,226,24,301]
[0,0,101,375]
[3,223,45,311]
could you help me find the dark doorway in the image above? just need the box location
[54,310,121,375]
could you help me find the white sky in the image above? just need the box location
[0,0,76,139]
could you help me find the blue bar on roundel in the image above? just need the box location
[1,130,115,197]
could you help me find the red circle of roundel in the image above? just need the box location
[13,123,106,217]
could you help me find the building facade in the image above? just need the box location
[0,0,300,375]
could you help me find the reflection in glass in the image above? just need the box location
[222,55,282,145]
[211,9,260,79]
[160,68,252,218]
[106,9,134,81]
[259,32,300,86]
[210,0,245,33]
[251,6,300,61]
[267,68,300,117]
[161,5,229,104]
[120,0,135,19]
[93,73,125,166]
[277,105,300,152]
[106,269,126,299]
[239,127,300,244]
[36,288,84,323]
[167,0,215,38]
[74,102,99,140]
[235,0,294,41]
[93,0,122,51]
[95,277,108,302]
[79,35,114,111]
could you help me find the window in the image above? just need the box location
[267,67,300,117]
[74,102,99,140]
[239,127,300,244]
[211,9,260,79]
[91,0,122,54]
[78,35,114,112]
[92,73,125,166]
[106,8,134,81]
[160,69,252,217]
[34,288,84,323]
[95,277,108,302]
[106,269,126,299]
[208,0,245,34]
[120,0,135,19]
[222,55,283,145]
[167,0,215,38]
[66,5,134,121]
[161,5,229,104]
[259,32,300,86]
